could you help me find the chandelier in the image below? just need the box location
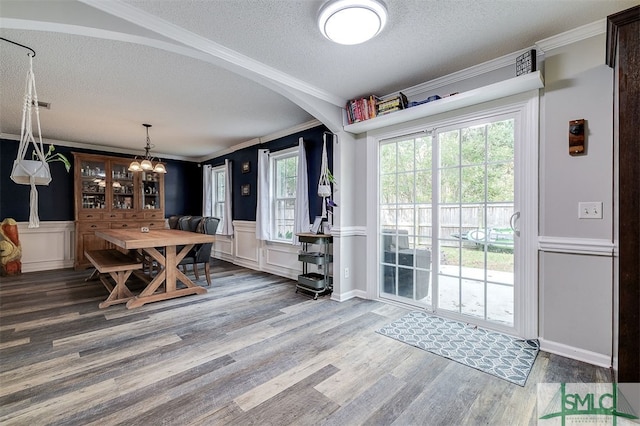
[128,124,166,173]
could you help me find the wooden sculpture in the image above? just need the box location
[0,218,22,276]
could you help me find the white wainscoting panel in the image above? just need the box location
[538,246,613,368]
[209,221,327,285]
[263,242,300,281]
[232,221,260,270]
[16,221,75,272]
[213,234,234,263]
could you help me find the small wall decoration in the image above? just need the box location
[241,161,250,173]
[241,184,250,196]
[516,49,536,76]
[569,119,586,156]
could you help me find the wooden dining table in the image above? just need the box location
[95,228,215,308]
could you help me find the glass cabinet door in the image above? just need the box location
[79,159,107,210]
[141,171,162,210]
[111,162,135,210]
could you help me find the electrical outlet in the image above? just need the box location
[578,202,603,219]
[344,267,350,278]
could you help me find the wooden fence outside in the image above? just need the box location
[381,203,514,244]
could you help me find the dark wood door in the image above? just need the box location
[607,5,640,384]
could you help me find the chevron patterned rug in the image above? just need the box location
[377,311,539,386]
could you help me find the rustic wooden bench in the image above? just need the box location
[85,249,142,309]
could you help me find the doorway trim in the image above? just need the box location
[365,90,539,338]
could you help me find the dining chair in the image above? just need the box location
[187,216,203,232]
[177,215,192,231]
[178,216,220,286]
[167,215,182,229]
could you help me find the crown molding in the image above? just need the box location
[536,19,606,53]
[0,133,191,161]
[2,119,324,164]
[398,18,605,99]
[196,119,323,162]
[398,47,539,98]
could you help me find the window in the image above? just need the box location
[271,148,298,242]
[212,165,225,233]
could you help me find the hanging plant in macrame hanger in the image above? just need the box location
[10,49,69,228]
[318,132,337,226]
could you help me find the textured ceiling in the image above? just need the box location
[1,0,638,160]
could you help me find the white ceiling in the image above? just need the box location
[1,0,637,161]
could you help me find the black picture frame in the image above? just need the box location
[241,184,250,196]
[516,49,536,76]
[241,161,250,173]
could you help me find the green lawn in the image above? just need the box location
[441,246,513,272]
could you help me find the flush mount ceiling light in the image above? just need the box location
[318,0,387,45]
[128,124,167,174]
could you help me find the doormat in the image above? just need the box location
[376,311,539,386]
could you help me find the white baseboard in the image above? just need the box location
[539,338,612,368]
[233,257,261,272]
[331,288,367,302]
[262,263,298,281]
[23,259,74,273]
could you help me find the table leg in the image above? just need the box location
[165,245,177,292]
[126,244,206,309]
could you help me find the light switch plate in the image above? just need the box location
[578,202,603,219]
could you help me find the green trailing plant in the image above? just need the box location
[33,144,71,172]
[326,169,337,186]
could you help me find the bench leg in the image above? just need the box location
[85,268,99,282]
[98,270,136,309]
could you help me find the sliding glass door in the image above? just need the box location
[379,115,519,329]
[380,133,433,305]
[436,118,515,326]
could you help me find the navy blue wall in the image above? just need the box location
[204,125,333,223]
[0,139,200,221]
[1,125,332,224]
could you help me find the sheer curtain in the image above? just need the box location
[255,149,271,240]
[293,137,309,245]
[220,159,234,236]
[202,164,213,216]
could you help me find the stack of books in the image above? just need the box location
[346,92,411,124]
[346,95,381,124]
[376,92,408,116]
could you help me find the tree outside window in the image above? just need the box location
[212,166,225,233]
[271,150,298,242]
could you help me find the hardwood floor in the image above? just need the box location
[0,260,611,425]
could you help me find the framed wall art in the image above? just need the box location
[516,49,536,76]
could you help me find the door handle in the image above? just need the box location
[509,212,520,237]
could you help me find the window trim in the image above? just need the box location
[211,164,225,234]
[269,147,298,243]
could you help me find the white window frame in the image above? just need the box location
[270,147,298,243]
[211,165,225,234]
